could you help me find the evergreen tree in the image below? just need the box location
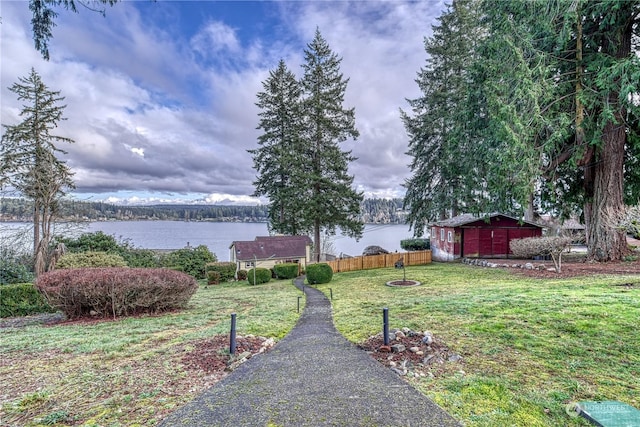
[299,29,363,260]
[29,0,119,60]
[250,59,306,235]
[403,0,485,236]
[0,68,75,275]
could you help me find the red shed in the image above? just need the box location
[430,213,544,261]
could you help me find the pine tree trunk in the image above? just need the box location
[587,118,627,261]
[586,10,631,261]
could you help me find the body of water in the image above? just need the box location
[1,221,416,261]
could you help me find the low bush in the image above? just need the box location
[237,270,248,280]
[160,245,216,279]
[510,236,572,273]
[205,262,236,282]
[274,263,299,279]
[0,283,56,318]
[35,268,198,318]
[247,268,271,285]
[400,238,430,251]
[121,249,160,268]
[0,258,34,285]
[207,270,221,286]
[306,263,333,284]
[56,251,128,269]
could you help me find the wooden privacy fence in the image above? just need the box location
[324,250,432,273]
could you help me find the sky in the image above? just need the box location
[1,0,444,205]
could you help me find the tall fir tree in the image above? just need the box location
[1,68,75,275]
[299,29,363,261]
[250,59,306,235]
[402,0,485,236]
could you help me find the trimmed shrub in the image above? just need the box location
[207,270,221,286]
[121,249,160,268]
[306,263,333,284]
[160,245,216,279]
[237,270,248,281]
[510,236,572,273]
[0,259,34,285]
[206,262,236,282]
[274,263,299,279]
[400,238,430,251]
[0,283,56,318]
[56,251,128,269]
[247,268,271,285]
[35,268,198,319]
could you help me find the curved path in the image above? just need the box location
[160,278,461,427]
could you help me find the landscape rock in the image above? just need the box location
[422,333,434,345]
[391,344,406,353]
[448,354,463,363]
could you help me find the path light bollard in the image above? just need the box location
[230,313,237,355]
[329,288,333,300]
[383,307,389,346]
[297,296,302,313]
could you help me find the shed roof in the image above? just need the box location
[231,235,312,261]
[431,213,544,229]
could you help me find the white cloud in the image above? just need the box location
[191,21,241,57]
[1,1,443,205]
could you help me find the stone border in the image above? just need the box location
[462,257,548,271]
[385,280,422,287]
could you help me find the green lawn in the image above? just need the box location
[1,264,639,426]
[315,263,640,426]
[0,280,301,427]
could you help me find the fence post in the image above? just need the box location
[230,313,237,355]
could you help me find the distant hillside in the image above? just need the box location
[0,198,407,224]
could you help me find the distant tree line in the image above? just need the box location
[0,197,407,224]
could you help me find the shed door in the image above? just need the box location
[479,229,493,256]
[492,229,509,257]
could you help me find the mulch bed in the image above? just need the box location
[358,332,463,377]
[506,258,640,279]
[179,335,270,374]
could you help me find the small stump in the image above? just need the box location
[386,280,421,287]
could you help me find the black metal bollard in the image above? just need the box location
[383,307,389,346]
[297,296,301,313]
[329,288,333,300]
[230,313,237,355]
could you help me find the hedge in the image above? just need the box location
[400,238,430,251]
[274,263,299,279]
[0,283,56,318]
[206,262,236,282]
[35,268,198,319]
[247,268,271,285]
[306,263,333,284]
[56,251,128,269]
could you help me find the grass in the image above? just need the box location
[0,279,302,427]
[313,263,640,426]
[2,265,639,426]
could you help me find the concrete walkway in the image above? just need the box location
[160,278,461,427]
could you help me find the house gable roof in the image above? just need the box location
[231,235,312,261]
[431,213,544,229]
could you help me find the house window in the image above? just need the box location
[447,231,453,243]
[245,261,254,268]
[431,227,436,238]
[440,228,445,241]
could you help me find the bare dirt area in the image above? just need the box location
[508,257,640,279]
